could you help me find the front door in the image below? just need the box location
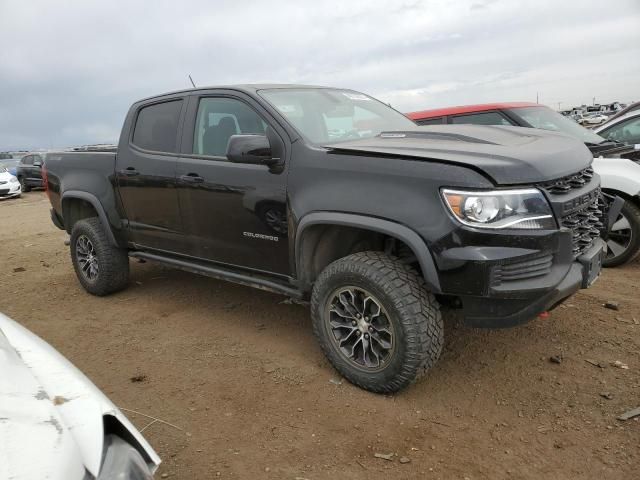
[115,98,186,252]
[176,94,289,276]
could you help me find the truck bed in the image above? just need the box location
[45,151,118,232]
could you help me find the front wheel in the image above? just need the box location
[311,251,443,393]
[603,200,640,267]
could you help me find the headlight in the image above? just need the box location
[441,188,556,229]
[97,435,154,480]
[10,176,19,183]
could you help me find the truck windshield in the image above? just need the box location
[259,88,416,145]
[507,106,606,145]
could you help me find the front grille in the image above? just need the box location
[491,253,554,286]
[561,192,603,257]
[540,166,594,195]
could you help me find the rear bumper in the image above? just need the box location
[50,208,64,230]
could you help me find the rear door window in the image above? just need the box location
[450,112,514,126]
[132,100,183,153]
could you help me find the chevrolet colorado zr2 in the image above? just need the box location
[44,85,606,393]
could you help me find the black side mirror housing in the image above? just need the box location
[226,135,279,167]
[34,160,42,167]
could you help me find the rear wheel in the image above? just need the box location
[70,218,129,295]
[311,251,443,393]
[603,200,640,267]
[18,177,30,192]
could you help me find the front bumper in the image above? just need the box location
[433,221,605,328]
[0,182,21,199]
[459,239,604,327]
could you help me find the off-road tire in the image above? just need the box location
[603,200,640,268]
[311,251,443,393]
[70,217,129,296]
[18,177,30,192]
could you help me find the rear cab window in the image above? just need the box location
[132,100,183,153]
[450,112,514,126]
[415,117,445,126]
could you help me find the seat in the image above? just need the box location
[202,125,219,155]
[202,117,238,156]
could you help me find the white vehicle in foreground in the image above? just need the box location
[0,166,21,199]
[0,313,160,480]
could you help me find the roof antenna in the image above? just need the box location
[188,75,197,88]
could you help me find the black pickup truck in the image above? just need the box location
[44,85,605,393]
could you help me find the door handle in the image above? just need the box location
[180,173,204,183]
[120,167,139,176]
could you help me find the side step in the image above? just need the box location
[129,251,303,299]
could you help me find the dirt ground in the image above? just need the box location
[1,192,638,480]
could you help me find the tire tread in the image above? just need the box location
[310,251,443,393]
[70,217,129,296]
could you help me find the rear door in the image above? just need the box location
[175,91,290,276]
[19,155,34,182]
[115,97,187,252]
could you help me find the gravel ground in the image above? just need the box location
[1,192,638,479]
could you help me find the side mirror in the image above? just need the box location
[226,135,279,166]
[34,160,42,167]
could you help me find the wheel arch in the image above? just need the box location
[61,191,118,246]
[602,188,640,208]
[295,212,440,293]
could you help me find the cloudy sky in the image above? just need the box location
[1,0,639,150]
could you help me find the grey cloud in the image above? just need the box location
[0,0,638,149]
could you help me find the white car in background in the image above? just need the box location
[0,166,21,200]
[0,313,161,479]
[583,113,609,125]
[595,109,640,151]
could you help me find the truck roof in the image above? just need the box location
[137,84,332,103]
[407,102,540,120]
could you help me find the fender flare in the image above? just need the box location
[295,212,441,292]
[61,191,118,246]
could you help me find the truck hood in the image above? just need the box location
[0,313,160,479]
[325,125,593,185]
